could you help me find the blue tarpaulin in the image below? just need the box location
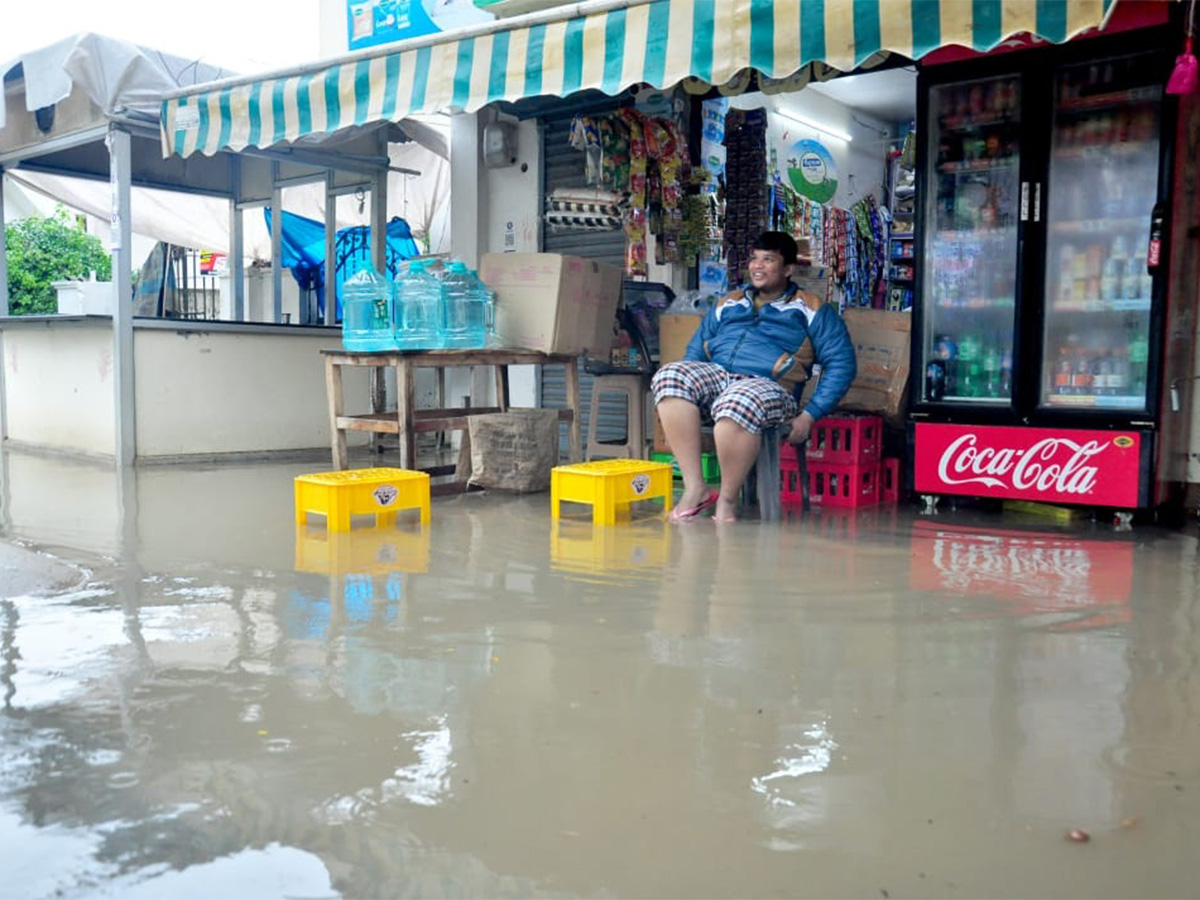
[265,209,420,320]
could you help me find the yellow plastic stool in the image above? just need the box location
[551,459,673,526]
[295,468,431,531]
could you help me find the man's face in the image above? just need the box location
[747,249,793,294]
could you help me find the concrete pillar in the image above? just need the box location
[108,127,136,466]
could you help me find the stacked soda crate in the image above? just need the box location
[781,414,900,508]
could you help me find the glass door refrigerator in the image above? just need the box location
[910,31,1180,512]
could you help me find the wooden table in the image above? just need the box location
[322,349,582,486]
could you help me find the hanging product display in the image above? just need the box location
[722,107,769,286]
[561,105,712,278]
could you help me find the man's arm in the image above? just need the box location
[797,304,856,423]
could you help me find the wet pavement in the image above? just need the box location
[2,446,1200,898]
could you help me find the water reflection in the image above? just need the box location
[909,520,1134,628]
[2,448,1200,897]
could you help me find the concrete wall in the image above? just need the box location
[1,319,371,461]
[728,89,894,209]
[134,326,370,458]
[2,319,115,456]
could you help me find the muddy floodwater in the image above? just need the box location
[1,448,1199,898]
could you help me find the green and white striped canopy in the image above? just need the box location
[161,0,1118,159]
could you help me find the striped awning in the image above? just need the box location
[161,0,1118,159]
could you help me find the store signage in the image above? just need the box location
[346,0,492,51]
[913,423,1142,507]
[786,139,838,204]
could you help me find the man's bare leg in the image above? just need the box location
[713,418,761,521]
[657,398,711,511]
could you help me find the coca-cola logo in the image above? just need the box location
[937,435,1106,495]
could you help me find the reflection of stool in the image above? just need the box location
[585,375,649,460]
[295,468,431,531]
[295,524,432,574]
[551,459,673,526]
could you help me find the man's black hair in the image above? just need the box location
[751,231,799,266]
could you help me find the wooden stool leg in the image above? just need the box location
[326,358,348,471]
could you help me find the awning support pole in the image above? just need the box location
[325,173,338,326]
[229,156,245,321]
[0,169,8,442]
[370,133,387,274]
[108,127,136,466]
[271,162,284,324]
[0,169,8,316]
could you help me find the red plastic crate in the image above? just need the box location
[782,459,881,508]
[805,414,882,466]
[881,457,900,504]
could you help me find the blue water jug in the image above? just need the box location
[394,260,444,350]
[442,261,489,349]
[473,269,500,348]
[341,264,396,351]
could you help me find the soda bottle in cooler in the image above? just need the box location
[925,360,946,401]
[1055,347,1074,395]
[982,344,1001,397]
[999,350,1013,397]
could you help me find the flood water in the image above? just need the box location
[2,447,1199,898]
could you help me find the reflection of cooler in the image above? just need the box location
[909,520,1133,628]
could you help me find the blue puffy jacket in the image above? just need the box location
[683,282,857,421]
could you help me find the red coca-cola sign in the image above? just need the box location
[914,423,1143,508]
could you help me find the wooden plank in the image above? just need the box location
[325,356,348,470]
[320,348,578,367]
[337,415,400,434]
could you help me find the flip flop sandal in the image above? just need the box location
[668,491,718,523]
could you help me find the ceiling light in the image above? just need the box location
[773,108,853,143]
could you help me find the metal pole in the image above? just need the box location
[271,163,283,323]
[325,174,338,326]
[0,169,8,316]
[371,169,387,276]
[229,156,245,321]
[108,127,136,466]
[1,169,9,442]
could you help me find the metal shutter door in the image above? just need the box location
[539,113,634,457]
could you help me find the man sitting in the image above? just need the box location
[652,231,857,523]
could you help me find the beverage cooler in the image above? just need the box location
[910,31,1181,511]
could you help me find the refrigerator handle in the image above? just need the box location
[1020,182,1030,222]
[1033,182,1042,223]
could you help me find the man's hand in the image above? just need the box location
[786,411,815,445]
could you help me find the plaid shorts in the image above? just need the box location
[651,361,798,434]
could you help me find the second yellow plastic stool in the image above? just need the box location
[551,459,673,525]
[295,468,430,531]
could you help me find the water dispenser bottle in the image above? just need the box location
[394,260,445,350]
[442,261,488,349]
[341,264,396,351]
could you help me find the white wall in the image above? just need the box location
[2,321,115,456]
[728,88,893,208]
[134,328,370,458]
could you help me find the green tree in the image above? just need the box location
[5,207,112,315]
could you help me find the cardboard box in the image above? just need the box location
[480,252,623,356]
[657,313,704,363]
[837,308,912,426]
